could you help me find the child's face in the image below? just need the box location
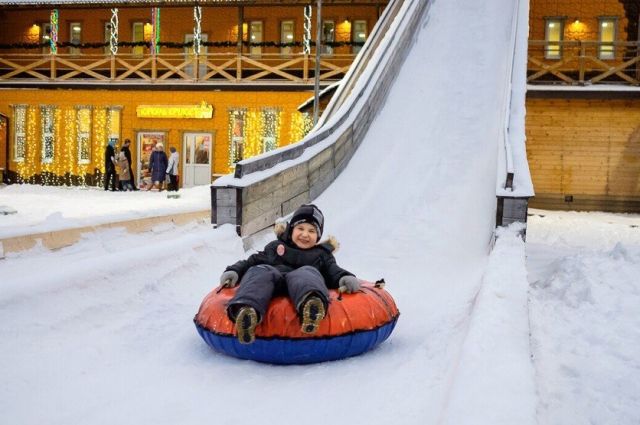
[291,222,318,249]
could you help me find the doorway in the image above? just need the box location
[183,132,213,187]
[137,131,166,188]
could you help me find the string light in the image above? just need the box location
[289,111,313,142]
[303,5,312,55]
[193,5,202,56]
[50,9,58,55]
[110,8,119,55]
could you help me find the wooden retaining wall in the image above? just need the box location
[526,91,640,212]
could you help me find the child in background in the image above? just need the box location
[116,150,133,191]
[219,204,360,344]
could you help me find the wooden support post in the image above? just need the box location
[50,55,56,80]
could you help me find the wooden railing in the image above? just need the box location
[0,51,355,84]
[528,40,640,85]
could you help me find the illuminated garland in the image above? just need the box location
[289,112,314,143]
[94,108,108,188]
[110,8,119,55]
[227,108,246,170]
[193,5,202,55]
[50,9,58,54]
[303,5,312,55]
[243,109,263,159]
[151,7,161,55]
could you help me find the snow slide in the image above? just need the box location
[0,1,536,424]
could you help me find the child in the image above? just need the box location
[116,150,133,191]
[219,204,360,344]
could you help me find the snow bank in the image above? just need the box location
[442,224,537,425]
[527,210,640,425]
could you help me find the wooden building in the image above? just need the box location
[0,0,387,188]
[527,0,640,212]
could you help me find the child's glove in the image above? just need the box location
[220,270,239,287]
[339,275,360,293]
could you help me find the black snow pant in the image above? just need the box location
[227,265,329,322]
[104,168,117,191]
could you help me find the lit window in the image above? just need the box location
[13,105,27,162]
[69,22,81,56]
[322,21,335,55]
[598,17,616,60]
[281,21,294,56]
[249,21,263,56]
[544,18,564,59]
[40,105,55,164]
[76,107,92,164]
[261,108,281,153]
[352,20,368,54]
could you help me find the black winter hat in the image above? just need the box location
[289,204,324,239]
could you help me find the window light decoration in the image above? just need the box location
[13,105,27,162]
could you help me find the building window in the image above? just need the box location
[69,22,81,56]
[322,21,335,55]
[40,105,55,164]
[40,22,51,54]
[132,22,144,57]
[281,20,294,56]
[249,21,263,56]
[352,20,368,54]
[229,109,246,163]
[13,105,27,162]
[76,107,92,164]
[544,18,564,59]
[598,17,617,60]
[261,108,281,153]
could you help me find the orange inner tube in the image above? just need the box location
[195,281,399,339]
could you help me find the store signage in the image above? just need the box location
[136,101,213,119]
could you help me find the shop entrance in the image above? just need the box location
[183,132,212,187]
[137,131,166,188]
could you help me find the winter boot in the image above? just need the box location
[300,296,325,334]
[235,306,258,344]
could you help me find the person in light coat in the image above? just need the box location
[166,146,179,192]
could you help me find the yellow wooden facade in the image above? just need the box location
[0,88,312,184]
[0,1,387,187]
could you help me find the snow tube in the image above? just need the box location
[194,281,400,364]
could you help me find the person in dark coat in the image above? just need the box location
[218,204,360,344]
[103,139,117,191]
[120,139,137,190]
[148,142,168,191]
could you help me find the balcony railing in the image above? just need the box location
[0,51,355,85]
[528,40,640,86]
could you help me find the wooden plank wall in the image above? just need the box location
[526,94,640,212]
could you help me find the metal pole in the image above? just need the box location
[313,0,322,125]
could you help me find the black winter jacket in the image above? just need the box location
[225,236,353,289]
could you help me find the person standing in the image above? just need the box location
[104,139,117,191]
[116,149,134,191]
[121,138,137,190]
[148,142,168,191]
[166,146,179,192]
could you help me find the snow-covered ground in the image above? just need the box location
[2,186,638,425]
[1,0,639,423]
[0,184,210,239]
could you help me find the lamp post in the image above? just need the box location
[313,0,322,125]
